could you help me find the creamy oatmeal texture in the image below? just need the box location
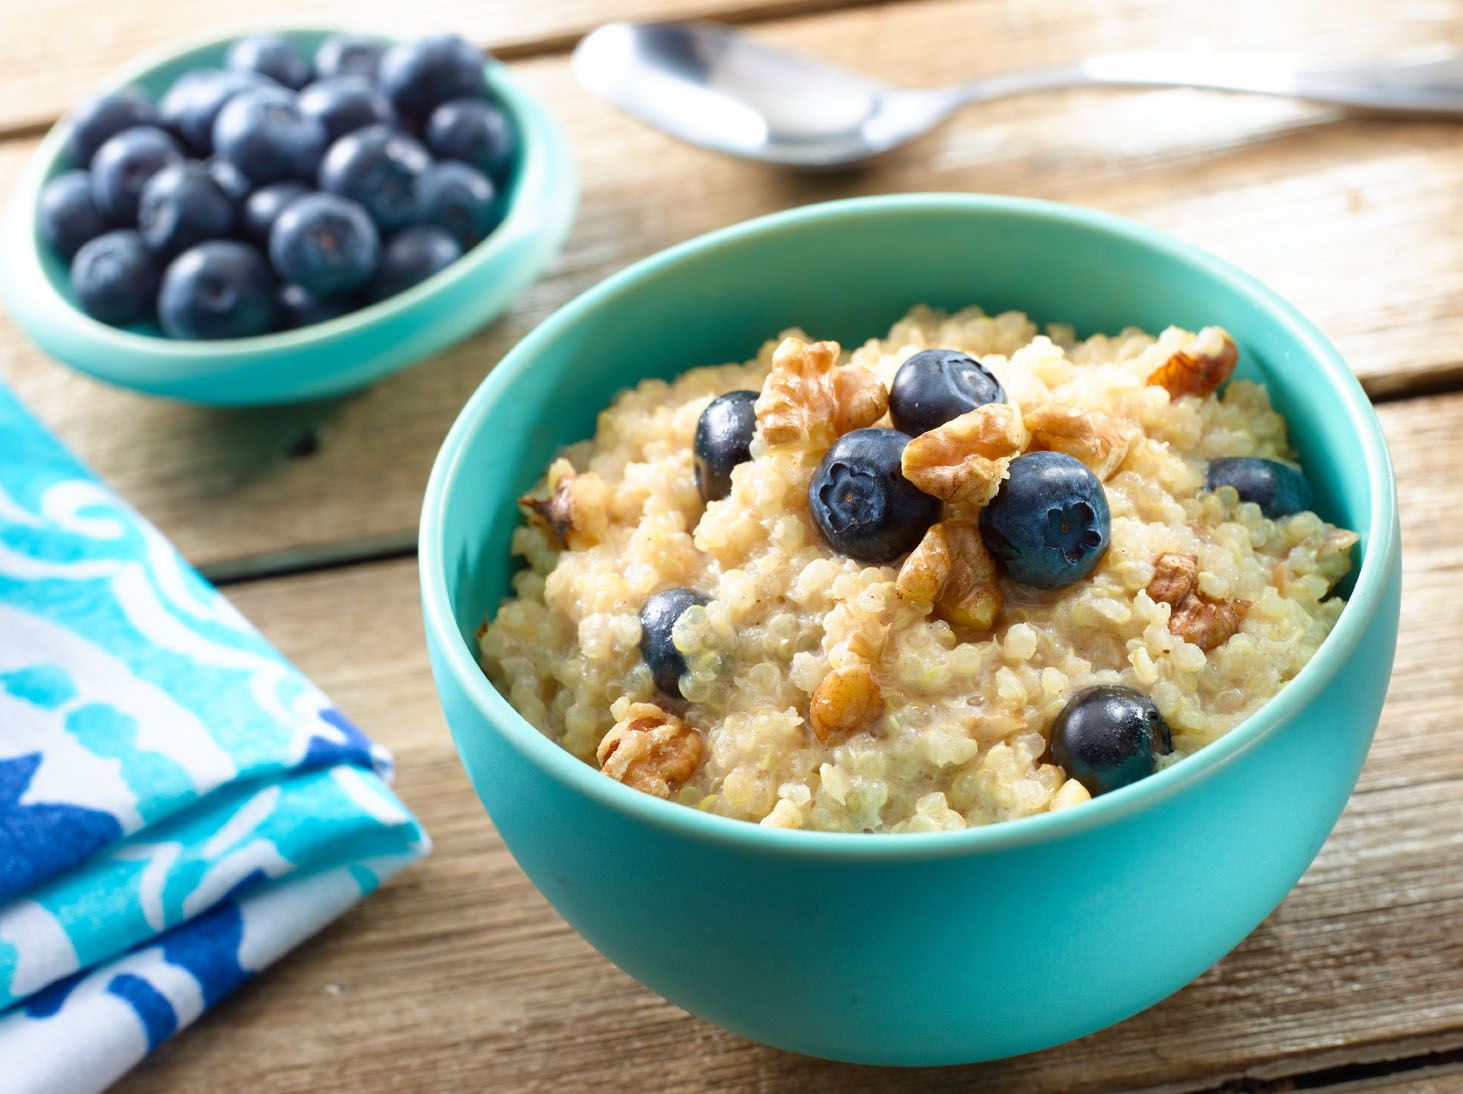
[480,306,1356,833]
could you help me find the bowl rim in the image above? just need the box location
[2,23,552,368]
[419,192,1399,863]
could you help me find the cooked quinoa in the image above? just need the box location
[480,306,1356,833]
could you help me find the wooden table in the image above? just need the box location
[3,0,1461,1089]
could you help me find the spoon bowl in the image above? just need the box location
[574,20,1463,168]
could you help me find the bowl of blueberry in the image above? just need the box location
[0,27,576,405]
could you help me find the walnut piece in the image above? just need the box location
[1170,595,1249,651]
[896,519,1002,631]
[900,402,1030,507]
[596,702,703,798]
[810,662,884,743]
[1025,404,1135,480]
[519,459,609,549]
[755,336,887,449]
[1145,552,1198,607]
[1146,326,1238,399]
[1147,553,1247,651]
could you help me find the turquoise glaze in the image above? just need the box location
[419,196,1401,1065]
[0,27,576,406]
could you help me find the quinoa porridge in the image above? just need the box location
[479,306,1357,833]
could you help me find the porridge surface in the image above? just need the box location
[480,306,1355,833]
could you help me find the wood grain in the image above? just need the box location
[0,0,904,137]
[1336,1067,1463,1094]
[4,0,1463,577]
[108,390,1463,1093]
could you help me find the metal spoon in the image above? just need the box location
[573,20,1463,168]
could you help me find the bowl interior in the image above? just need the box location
[33,28,524,341]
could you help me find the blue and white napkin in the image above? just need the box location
[0,383,428,1093]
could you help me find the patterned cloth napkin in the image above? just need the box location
[0,383,428,1093]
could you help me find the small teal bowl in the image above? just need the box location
[0,27,576,406]
[420,195,1401,1065]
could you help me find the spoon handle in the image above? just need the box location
[961,52,1463,115]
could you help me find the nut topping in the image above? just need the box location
[519,458,609,549]
[596,702,704,798]
[1170,595,1249,651]
[810,661,885,743]
[896,519,1003,631]
[900,402,1030,508]
[1147,552,1247,651]
[1146,326,1238,399]
[1025,403,1135,481]
[1145,552,1199,607]
[755,336,888,449]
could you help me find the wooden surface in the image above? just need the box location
[108,393,1463,1093]
[1,0,1460,1089]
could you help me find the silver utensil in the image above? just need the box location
[573,20,1463,168]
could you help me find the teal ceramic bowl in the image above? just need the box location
[0,27,576,406]
[419,195,1401,1065]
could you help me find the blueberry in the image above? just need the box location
[277,282,355,329]
[268,194,379,299]
[241,181,309,244]
[319,125,431,232]
[137,162,234,257]
[424,97,516,179]
[366,225,460,301]
[66,88,157,166]
[160,69,273,154]
[889,349,1005,436]
[299,76,394,142]
[378,34,486,118]
[157,241,276,339]
[88,126,182,224]
[213,87,326,184]
[313,35,386,81]
[808,428,939,564]
[227,33,310,90]
[70,229,158,325]
[204,158,253,203]
[1205,456,1314,519]
[640,588,709,697]
[418,161,500,249]
[1050,685,1173,796]
[694,390,758,502]
[39,171,107,261]
[979,451,1110,589]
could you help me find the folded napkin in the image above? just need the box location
[0,384,428,1093]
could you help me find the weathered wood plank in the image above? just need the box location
[108,390,1463,1092]
[2,0,1460,575]
[0,0,898,136]
[1333,1065,1463,1094]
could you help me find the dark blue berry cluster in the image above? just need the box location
[40,32,518,339]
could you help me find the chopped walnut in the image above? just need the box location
[900,402,1030,507]
[1170,595,1249,651]
[1146,326,1238,399]
[810,662,884,743]
[896,519,1003,631]
[519,459,609,549]
[1147,553,1247,651]
[1145,552,1199,607]
[755,336,887,449]
[1025,404,1135,480]
[596,702,703,798]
